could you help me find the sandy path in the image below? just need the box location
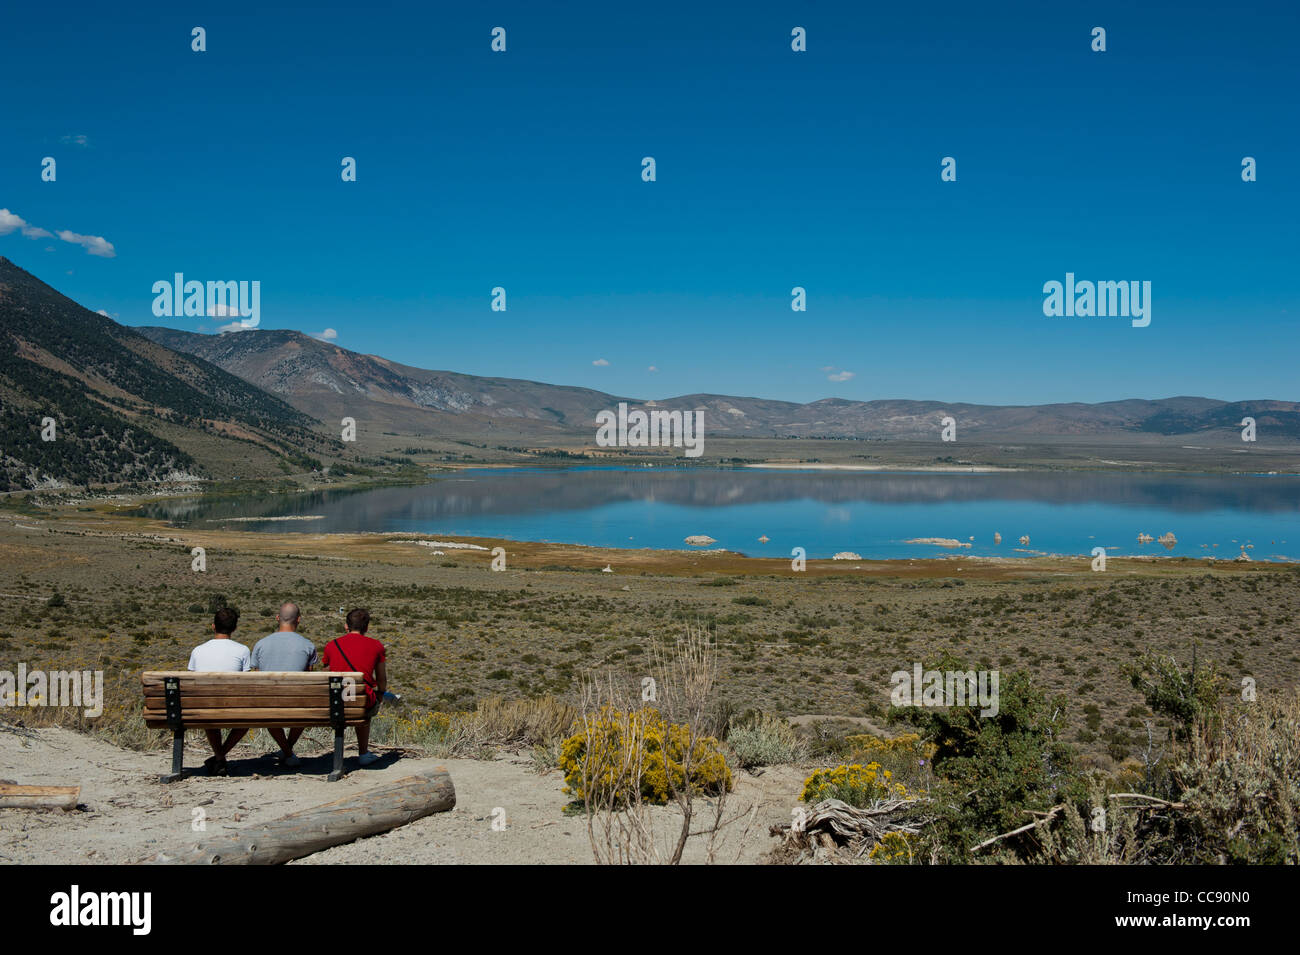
[0,728,801,864]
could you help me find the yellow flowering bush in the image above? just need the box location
[800,761,910,806]
[560,706,733,805]
[868,831,914,864]
[845,732,937,762]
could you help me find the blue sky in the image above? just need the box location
[2,0,1296,405]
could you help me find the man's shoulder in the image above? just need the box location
[256,631,311,647]
[193,638,249,657]
[339,632,384,651]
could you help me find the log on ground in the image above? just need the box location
[0,783,81,811]
[138,767,455,865]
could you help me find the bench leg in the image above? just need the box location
[328,726,345,782]
[161,729,185,783]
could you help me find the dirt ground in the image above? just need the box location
[0,726,803,865]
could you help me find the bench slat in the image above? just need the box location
[143,696,366,712]
[143,671,363,685]
[142,706,363,720]
[144,704,369,718]
[144,718,367,729]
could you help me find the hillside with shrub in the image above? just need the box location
[0,257,337,489]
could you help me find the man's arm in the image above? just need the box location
[375,658,388,697]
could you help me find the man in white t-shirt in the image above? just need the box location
[187,607,251,774]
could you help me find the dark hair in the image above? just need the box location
[213,607,239,635]
[346,608,370,634]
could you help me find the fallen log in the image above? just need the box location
[139,767,455,865]
[0,783,81,811]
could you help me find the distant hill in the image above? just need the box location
[0,257,335,490]
[138,325,1300,442]
[3,254,1294,495]
[137,325,627,436]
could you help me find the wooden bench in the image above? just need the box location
[142,671,369,782]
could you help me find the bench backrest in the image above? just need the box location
[142,670,368,729]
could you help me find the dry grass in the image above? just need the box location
[1,515,1297,775]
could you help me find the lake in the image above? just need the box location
[137,467,1300,561]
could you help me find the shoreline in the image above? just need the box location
[742,463,1017,473]
[5,508,1291,580]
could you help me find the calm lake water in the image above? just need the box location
[139,467,1300,561]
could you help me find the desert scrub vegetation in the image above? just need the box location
[375,694,579,758]
[891,660,1084,863]
[725,713,807,768]
[559,705,732,805]
[775,650,1300,864]
[567,624,757,864]
[772,740,931,864]
[799,762,911,805]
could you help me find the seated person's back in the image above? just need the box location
[252,602,318,672]
[323,624,385,707]
[189,608,251,672]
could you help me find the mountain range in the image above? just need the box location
[136,325,1300,443]
[1,255,1297,490]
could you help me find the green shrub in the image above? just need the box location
[892,655,1084,862]
[726,714,806,768]
[1123,647,1225,740]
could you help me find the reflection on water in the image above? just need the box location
[138,467,1300,560]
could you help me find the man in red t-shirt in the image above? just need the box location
[321,608,388,767]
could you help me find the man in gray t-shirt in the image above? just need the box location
[251,601,318,767]
[251,629,319,672]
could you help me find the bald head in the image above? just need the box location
[277,601,301,631]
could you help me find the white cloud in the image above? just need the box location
[592,358,610,366]
[820,365,834,372]
[4,210,111,256]
[647,365,658,372]
[310,328,338,342]
[59,134,90,148]
[827,370,855,383]
[56,229,115,258]
[207,302,241,318]
[95,309,109,317]
[216,322,249,334]
[0,208,51,239]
